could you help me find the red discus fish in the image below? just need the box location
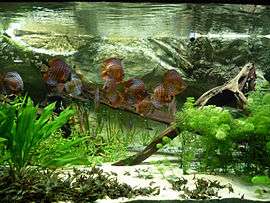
[103,77,123,107]
[163,69,186,96]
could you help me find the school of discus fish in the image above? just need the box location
[0,57,187,116]
[100,57,187,115]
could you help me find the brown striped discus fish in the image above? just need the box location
[46,58,71,84]
[152,83,172,108]
[135,98,154,116]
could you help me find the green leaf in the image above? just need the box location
[0,137,7,143]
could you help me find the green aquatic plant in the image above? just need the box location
[176,97,234,173]
[175,88,270,175]
[169,176,233,200]
[33,131,91,168]
[0,96,75,172]
[0,166,159,202]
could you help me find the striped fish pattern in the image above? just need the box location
[3,71,24,94]
[46,58,71,84]
[152,83,172,108]
[135,98,154,116]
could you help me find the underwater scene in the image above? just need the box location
[1,2,270,202]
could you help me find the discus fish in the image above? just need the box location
[101,57,124,82]
[152,83,172,108]
[106,91,123,108]
[46,58,71,83]
[103,77,123,107]
[122,78,148,105]
[135,98,154,116]
[163,69,186,96]
[2,71,24,95]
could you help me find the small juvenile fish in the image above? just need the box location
[3,71,24,95]
[101,57,124,82]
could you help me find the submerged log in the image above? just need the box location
[113,125,179,166]
[113,63,257,166]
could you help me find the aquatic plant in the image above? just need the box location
[0,96,75,172]
[175,87,270,175]
[0,166,159,202]
[169,176,233,200]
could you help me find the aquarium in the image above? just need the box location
[0,2,270,202]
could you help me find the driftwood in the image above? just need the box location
[112,63,257,166]
[196,63,256,108]
[113,125,179,166]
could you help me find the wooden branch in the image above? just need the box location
[113,125,179,166]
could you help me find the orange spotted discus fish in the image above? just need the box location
[163,69,186,96]
[152,83,173,108]
[101,57,124,83]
